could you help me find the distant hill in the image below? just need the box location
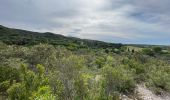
[0,25,122,49]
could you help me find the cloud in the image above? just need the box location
[0,0,169,45]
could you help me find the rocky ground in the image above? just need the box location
[136,85,170,100]
[120,84,170,100]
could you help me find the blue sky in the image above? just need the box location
[0,0,170,45]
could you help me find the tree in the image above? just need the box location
[153,47,162,53]
[142,48,154,56]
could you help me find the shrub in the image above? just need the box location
[153,47,162,53]
[101,65,135,98]
[0,80,10,95]
[7,64,55,100]
[48,72,64,99]
[0,66,19,84]
[147,66,170,94]
[142,48,154,56]
[7,83,27,100]
[33,86,56,100]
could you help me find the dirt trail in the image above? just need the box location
[136,85,170,100]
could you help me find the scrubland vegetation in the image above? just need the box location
[0,26,170,100]
[0,42,170,100]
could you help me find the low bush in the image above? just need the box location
[101,65,135,99]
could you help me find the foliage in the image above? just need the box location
[147,66,170,94]
[0,80,10,95]
[0,66,19,96]
[7,64,56,100]
[0,38,170,99]
[33,86,56,100]
[153,47,162,53]
[0,25,122,49]
[142,48,154,56]
[101,66,135,94]
[0,66,19,83]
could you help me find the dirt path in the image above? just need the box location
[136,85,170,100]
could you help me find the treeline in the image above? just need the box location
[0,25,122,49]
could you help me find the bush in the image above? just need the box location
[0,80,10,95]
[48,72,64,99]
[142,48,154,56]
[101,65,135,98]
[122,58,147,82]
[147,66,170,94]
[7,64,55,100]
[7,83,27,100]
[33,86,56,100]
[0,66,19,84]
[153,47,162,53]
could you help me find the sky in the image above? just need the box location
[0,0,170,45]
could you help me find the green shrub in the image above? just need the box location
[0,80,10,95]
[7,64,55,100]
[142,48,154,56]
[48,72,64,99]
[0,66,19,83]
[147,66,170,94]
[153,47,162,53]
[33,86,56,100]
[7,83,27,100]
[101,65,135,98]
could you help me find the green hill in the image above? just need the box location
[0,25,122,49]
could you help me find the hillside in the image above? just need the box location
[0,25,122,49]
[0,25,170,100]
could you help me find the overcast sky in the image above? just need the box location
[0,0,170,45]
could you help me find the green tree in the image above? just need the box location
[142,48,154,56]
[153,47,162,53]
